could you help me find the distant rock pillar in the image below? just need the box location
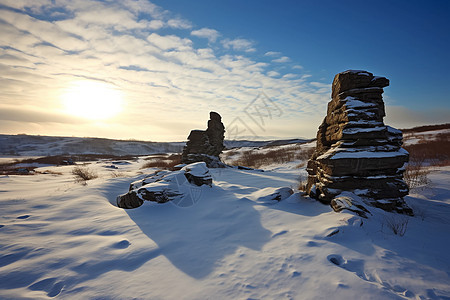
[306,70,412,215]
[181,111,226,167]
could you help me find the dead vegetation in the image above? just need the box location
[110,171,126,178]
[298,174,308,192]
[401,123,450,134]
[72,166,98,182]
[404,159,430,189]
[383,214,409,236]
[403,131,450,167]
[227,144,314,169]
[402,130,450,188]
[141,154,182,170]
[0,154,139,176]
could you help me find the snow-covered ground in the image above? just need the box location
[403,128,450,146]
[0,152,449,299]
[0,134,312,157]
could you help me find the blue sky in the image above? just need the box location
[0,0,448,141]
[155,0,450,107]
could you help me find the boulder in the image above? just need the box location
[117,162,212,209]
[306,70,412,215]
[262,187,294,202]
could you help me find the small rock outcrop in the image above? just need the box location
[181,112,226,167]
[306,70,412,215]
[116,162,212,209]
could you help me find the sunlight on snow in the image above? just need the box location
[61,81,123,120]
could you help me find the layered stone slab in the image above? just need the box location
[181,111,226,168]
[306,70,412,215]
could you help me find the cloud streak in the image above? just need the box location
[221,38,256,53]
[191,28,220,43]
[0,0,330,141]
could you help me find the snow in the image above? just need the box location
[0,153,449,299]
[403,128,450,146]
[342,97,378,109]
[344,70,371,76]
[343,126,386,135]
[386,126,402,135]
[0,135,185,156]
[181,161,211,178]
[0,135,312,156]
[318,147,408,160]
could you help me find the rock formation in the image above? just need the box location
[116,162,212,209]
[181,111,226,167]
[306,70,412,215]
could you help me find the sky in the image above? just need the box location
[0,0,449,141]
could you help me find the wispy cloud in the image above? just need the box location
[264,51,281,57]
[167,18,192,29]
[272,56,290,63]
[221,38,256,53]
[0,0,329,140]
[147,33,193,50]
[191,28,220,43]
[267,71,280,77]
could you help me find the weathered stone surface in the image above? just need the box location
[306,70,412,215]
[206,111,225,156]
[182,162,213,186]
[181,112,226,167]
[330,192,371,218]
[117,162,212,209]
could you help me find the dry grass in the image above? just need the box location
[110,171,126,178]
[404,159,430,189]
[383,215,409,236]
[402,131,449,188]
[15,154,138,165]
[401,123,450,134]
[230,145,314,169]
[403,131,450,166]
[141,154,182,170]
[38,170,63,175]
[298,174,308,192]
[72,166,98,182]
[0,154,139,176]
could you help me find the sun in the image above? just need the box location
[61,81,123,120]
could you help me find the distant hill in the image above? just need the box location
[0,135,185,156]
[3,123,444,157]
[0,134,312,157]
[401,123,450,134]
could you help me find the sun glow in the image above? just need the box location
[61,81,123,120]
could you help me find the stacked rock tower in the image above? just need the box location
[181,111,225,167]
[306,70,412,214]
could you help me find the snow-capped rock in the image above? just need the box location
[116,162,213,209]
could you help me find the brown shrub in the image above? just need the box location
[72,166,98,182]
[230,145,314,168]
[141,154,181,170]
[404,159,430,189]
[298,174,307,192]
[7,154,138,166]
[403,131,450,166]
[401,123,450,134]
